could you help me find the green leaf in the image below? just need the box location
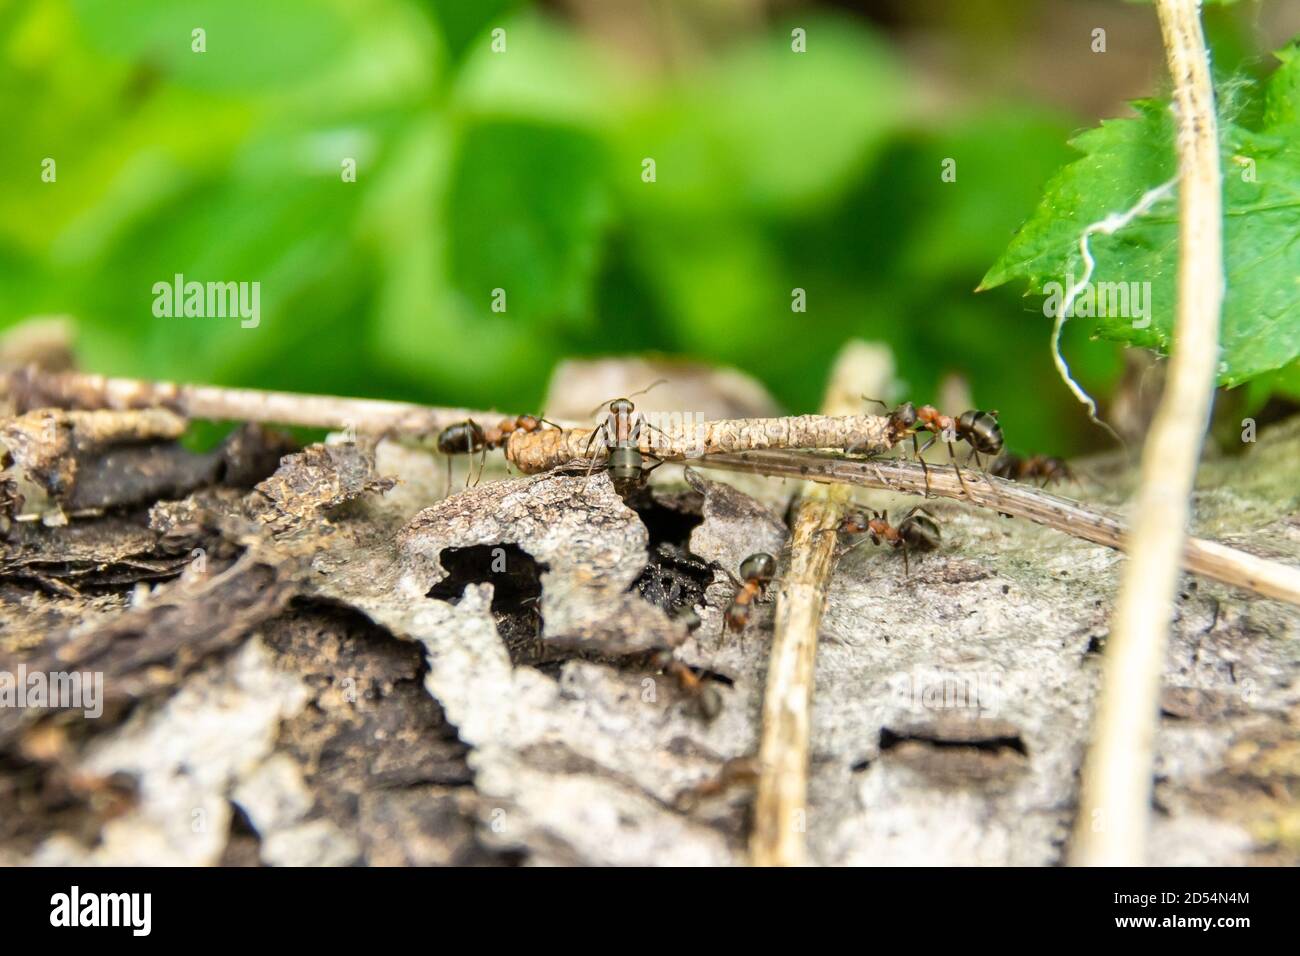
[70,0,354,91]
[444,120,611,331]
[982,43,1300,386]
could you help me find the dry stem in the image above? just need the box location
[698,453,1300,606]
[504,413,891,473]
[3,367,503,438]
[1071,0,1226,867]
[749,343,890,866]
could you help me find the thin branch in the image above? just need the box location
[1071,0,1225,866]
[3,367,506,437]
[749,342,892,866]
[697,452,1300,607]
[503,413,891,472]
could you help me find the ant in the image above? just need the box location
[849,398,920,455]
[672,756,760,811]
[436,414,558,492]
[840,506,941,576]
[859,398,1004,498]
[582,380,670,497]
[990,453,1074,487]
[725,552,777,632]
[650,649,723,721]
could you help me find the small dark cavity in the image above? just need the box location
[219,800,264,867]
[850,758,872,773]
[627,491,712,619]
[879,724,1029,757]
[426,544,548,666]
[631,490,705,550]
[633,542,714,619]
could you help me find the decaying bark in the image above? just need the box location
[1,367,1299,866]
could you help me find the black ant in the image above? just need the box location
[840,506,941,576]
[436,414,557,492]
[582,380,670,497]
[990,452,1074,487]
[725,552,777,632]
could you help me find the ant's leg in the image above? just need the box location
[947,440,971,499]
[902,546,911,578]
[582,423,607,481]
[471,443,488,488]
[445,456,453,498]
[915,434,935,497]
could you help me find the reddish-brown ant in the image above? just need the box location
[725,552,777,632]
[840,506,941,576]
[858,398,1004,498]
[649,649,723,721]
[990,452,1074,487]
[672,756,760,811]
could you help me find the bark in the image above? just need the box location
[1,388,1298,866]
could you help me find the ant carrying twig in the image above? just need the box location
[725,552,777,632]
[856,398,1004,499]
[839,506,941,576]
[436,414,559,493]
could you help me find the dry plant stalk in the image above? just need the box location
[699,453,1300,606]
[749,343,892,866]
[4,367,500,437]
[504,413,891,473]
[1070,0,1226,867]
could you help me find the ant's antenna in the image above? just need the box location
[586,379,670,419]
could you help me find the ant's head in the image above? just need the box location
[739,552,776,584]
[607,398,635,418]
[890,401,918,431]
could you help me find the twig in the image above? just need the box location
[504,413,891,473]
[698,452,1300,606]
[749,343,891,866]
[5,367,895,465]
[1070,0,1226,867]
[3,367,505,437]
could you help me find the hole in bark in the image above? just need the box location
[426,544,549,666]
[879,725,1029,757]
[219,800,264,867]
[628,492,713,618]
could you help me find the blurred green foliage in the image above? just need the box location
[0,0,1287,455]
